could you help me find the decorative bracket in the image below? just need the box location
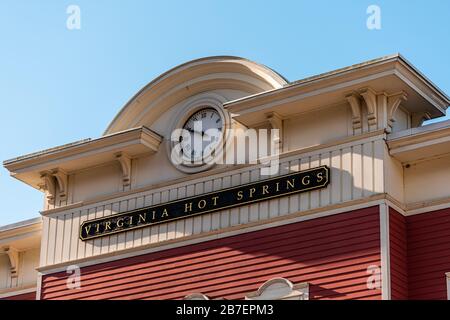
[115,152,132,188]
[266,112,283,149]
[38,168,68,203]
[387,91,408,132]
[39,172,56,204]
[3,246,19,278]
[345,92,362,130]
[50,168,68,200]
[360,87,378,127]
[411,111,431,128]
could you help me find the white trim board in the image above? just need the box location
[0,286,36,299]
[379,203,391,300]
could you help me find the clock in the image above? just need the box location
[168,94,231,173]
[180,107,223,165]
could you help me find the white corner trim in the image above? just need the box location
[446,272,450,300]
[384,198,406,216]
[379,203,391,300]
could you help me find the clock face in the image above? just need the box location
[180,108,223,164]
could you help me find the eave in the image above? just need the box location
[224,54,450,127]
[387,120,450,163]
[3,126,163,191]
[0,217,42,250]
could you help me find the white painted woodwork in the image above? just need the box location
[44,87,413,212]
[384,151,405,204]
[39,135,386,267]
[404,155,450,204]
[284,104,350,151]
[0,248,39,291]
[245,278,309,300]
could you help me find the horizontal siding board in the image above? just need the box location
[43,207,379,281]
[109,274,377,301]
[43,208,379,285]
[43,235,380,293]
[45,254,380,300]
[44,256,379,299]
[408,258,450,275]
[42,238,380,296]
[406,207,450,300]
[389,208,408,300]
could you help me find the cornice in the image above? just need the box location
[387,120,450,149]
[224,54,449,126]
[3,126,163,193]
[387,120,450,164]
[3,126,162,172]
[0,217,42,241]
[225,54,449,110]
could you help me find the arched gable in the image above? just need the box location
[104,56,288,135]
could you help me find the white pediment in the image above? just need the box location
[245,278,309,300]
[104,56,288,135]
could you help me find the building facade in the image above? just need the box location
[1,55,450,300]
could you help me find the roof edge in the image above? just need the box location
[0,217,42,233]
[224,54,450,109]
[3,126,162,168]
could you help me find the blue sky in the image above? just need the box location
[0,0,449,226]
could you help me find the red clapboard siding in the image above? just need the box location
[41,206,381,300]
[389,208,408,300]
[406,207,450,300]
[1,291,36,300]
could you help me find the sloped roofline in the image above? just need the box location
[224,53,450,109]
[0,217,41,233]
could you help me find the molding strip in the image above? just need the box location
[379,203,391,300]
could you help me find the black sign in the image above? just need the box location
[80,166,330,240]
